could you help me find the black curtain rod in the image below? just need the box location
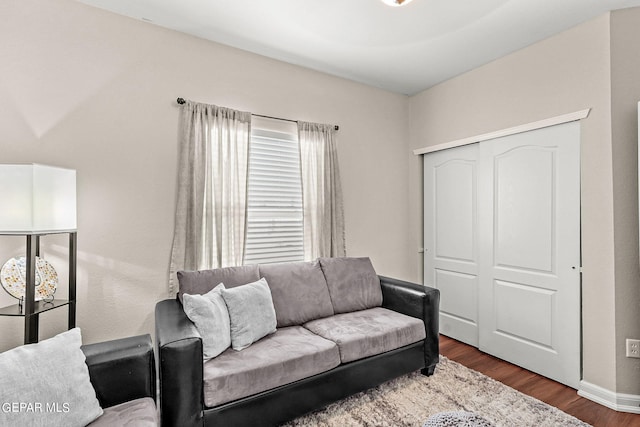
[176,98,339,131]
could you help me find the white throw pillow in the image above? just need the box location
[183,283,232,359]
[221,278,277,351]
[0,328,103,427]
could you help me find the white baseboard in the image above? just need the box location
[578,381,640,414]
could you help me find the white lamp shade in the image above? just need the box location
[0,164,77,234]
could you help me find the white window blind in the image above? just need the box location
[244,125,304,265]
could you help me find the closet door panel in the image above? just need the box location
[424,144,479,346]
[494,147,555,273]
[478,122,581,388]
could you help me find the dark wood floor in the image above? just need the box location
[439,335,640,427]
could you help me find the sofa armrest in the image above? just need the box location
[155,298,204,427]
[81,334,155,409]
[379,276,440,374]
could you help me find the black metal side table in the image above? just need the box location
[0,232,77,344]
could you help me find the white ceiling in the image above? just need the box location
[78,0,640,95]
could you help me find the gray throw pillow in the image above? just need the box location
[182,283,231,359]
[221,278,277,351]
[0,328,103,427]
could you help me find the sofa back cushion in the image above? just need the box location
[177,265,260,301]
[319,257,382,314]
[258,260,334,327]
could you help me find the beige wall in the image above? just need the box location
[408,14,621,392]
[0,0,411,350]
[409,8,640,396]
[610,7,640,395]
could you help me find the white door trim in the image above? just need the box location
[413,109,590,156]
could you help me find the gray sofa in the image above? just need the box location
[155,257,440,427]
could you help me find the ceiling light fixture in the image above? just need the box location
[381,0,414,6]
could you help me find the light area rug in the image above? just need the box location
[283,356,590,427]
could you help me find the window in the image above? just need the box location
[244,121,304,265]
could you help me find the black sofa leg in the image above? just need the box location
[421,365,436,376]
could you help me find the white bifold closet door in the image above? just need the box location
[424,143,481,346]
[424,121,581,388]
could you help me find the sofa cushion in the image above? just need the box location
[202,326,340,407]
[87,397,157,427]
[182,283,231,359]
[319,257,383,314]
[177,264,260,301]
[303,307,426,363]
[221,278,277,351]
[258,260,334,327]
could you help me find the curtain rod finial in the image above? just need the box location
[177,97,186,105]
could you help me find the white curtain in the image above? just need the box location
[297,121,346,260]
[169,100,252,294]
